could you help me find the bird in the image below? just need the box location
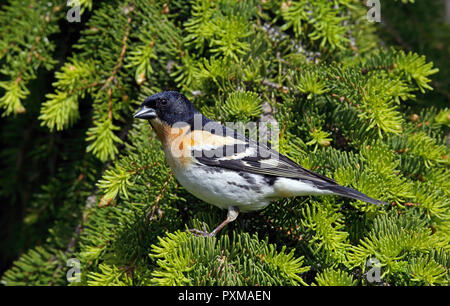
[134,91,386,237]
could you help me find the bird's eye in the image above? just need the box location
[160,99,168,106]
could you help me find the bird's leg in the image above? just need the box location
[189,206,240,237]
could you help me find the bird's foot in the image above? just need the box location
[187,207,239,238]
[188,222,215,237]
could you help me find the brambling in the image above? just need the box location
[134,91,385,236]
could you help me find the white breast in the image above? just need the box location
[172,164,273,212]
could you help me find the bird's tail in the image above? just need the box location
[319,183,387,206]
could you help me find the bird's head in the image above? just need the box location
[134,91,198,127]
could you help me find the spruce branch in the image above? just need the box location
[2,0,448,287]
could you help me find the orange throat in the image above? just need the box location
[150,119,193,169]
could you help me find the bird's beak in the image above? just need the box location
[134,107,157,119]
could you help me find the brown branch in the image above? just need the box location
[100,4,135,118]
[146,171,174,221]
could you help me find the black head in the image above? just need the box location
[134,91,198,126]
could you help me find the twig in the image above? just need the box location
[100,4,135,118]
[146,171,174,221]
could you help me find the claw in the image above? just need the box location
[187,206,240,238]
[188,227,214,237]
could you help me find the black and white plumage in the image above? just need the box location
[134,91,386,236]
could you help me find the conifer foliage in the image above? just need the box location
[0,0,448,286]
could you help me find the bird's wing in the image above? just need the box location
[188,123,386,206]
[189,125,336,185]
